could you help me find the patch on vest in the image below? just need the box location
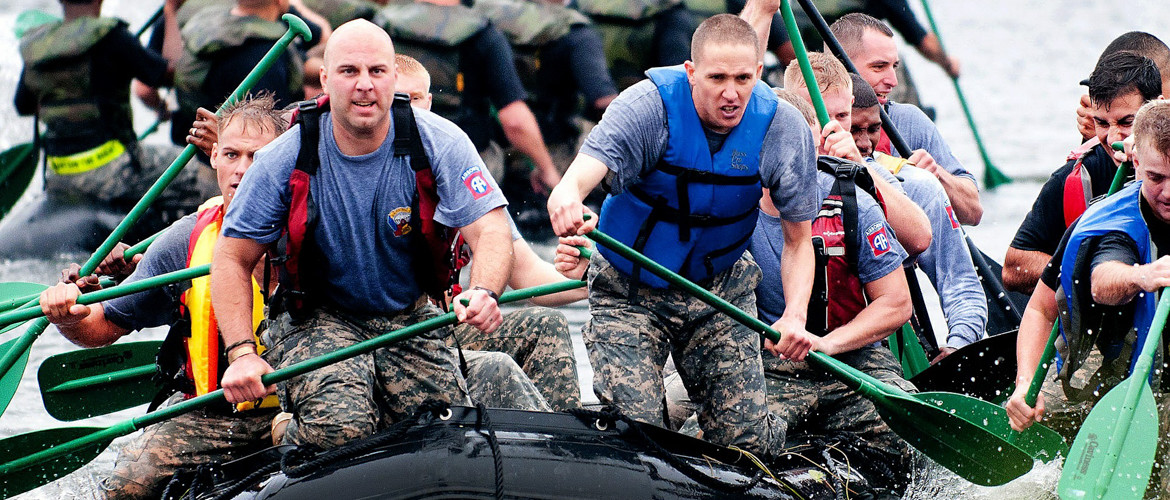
[388,207,413,236]
[866,222,891,257]
[460,166,493,199]
[944,202,960,229]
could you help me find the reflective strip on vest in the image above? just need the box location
[182,197,276,408]
[47,139,126,175]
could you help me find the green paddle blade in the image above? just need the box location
[0,426,108,498]
[0,338,32,416]
[0,282,48,314]
[911,330,1018,402]
[889,323,931,379]
[918,391,1067,462]
[984,164,1013,190]
[39,341,162,421]
[13,10,58,38]
[1058,379,1159,499]
[871,390,1034,486]
[0,142,38,220]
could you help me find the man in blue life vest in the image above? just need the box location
[211,20,514,450]
[1007,100,1170,495]
[547,13,817,455]
[37,94,286,500]
[1005,48,1166,293]
[830,13,982,227]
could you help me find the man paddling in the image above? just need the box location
[38,94,287,499]
[213,20,513,450]
[396,54,584,411]
[1005,49,1166,293]
[548,13,816,455]
[1007,99,1170,496]
[830,13,983,226]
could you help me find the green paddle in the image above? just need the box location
[38,341,163,421]
[12,10,58,38]
[584,224,1060,485]
[0,230,161,316]
[0,280,583,498]
[1059,290,1169,499]
[917,0,1011,189]
[0,14,312,417]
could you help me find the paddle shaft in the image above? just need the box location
[794,0,910,157]
[0,265,209,328]
[45,364,154,394]
[0,280,583,478]
[1092,289,1170,496]
[134,5,164,39]
[965,232,1022,325]
[778,0,828,127]
[0,15,311,380]
[917,0,1008,187]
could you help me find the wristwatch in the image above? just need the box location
[471,286,500,301]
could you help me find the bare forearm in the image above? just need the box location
[940,174,982,225]
[465,210,514,295]
[1015,284,1058,387]
[509,240,587,306]
[738,0,780,58]
[58,304,128,348]
[1003,247,1052,294]
[779,234,814,324]
[822,293,910,356]
[210,238,264,346]
[871,173,931,256]
[1091,261,1145,306]
[497,101,558,176]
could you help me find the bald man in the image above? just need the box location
[212,20,514,449]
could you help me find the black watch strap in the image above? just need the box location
[471,286,499,301]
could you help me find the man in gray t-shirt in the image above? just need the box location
[548,14,817,456]
[212,21,515,450]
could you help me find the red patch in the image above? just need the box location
[867,225,892,257]
[462,168,492,200]
[945,204,960,229]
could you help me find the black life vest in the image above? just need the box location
[271,93,467,316]
[806,157,886,336]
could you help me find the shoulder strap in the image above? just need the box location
[293,94,331,176]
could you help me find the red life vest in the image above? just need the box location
[875,126,893,157]
[806,157,886,335]
[273,94,467,315]
[1061,155,1093,228]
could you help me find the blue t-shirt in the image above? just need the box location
[104,214,198,331]
[751,169,908,326]
[223,109,508,313]
[885,101,976,185]
[580,79,818,223]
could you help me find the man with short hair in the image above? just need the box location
[1007,99,1170,496]
[1074,32,1170,143]
[830,12,983,226]
[397,54,584,411]
[38,94,287,500]
[1006,50,1165,293]
[213,20,514,449]
[548,13,815,454]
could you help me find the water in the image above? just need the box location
[3,1,1170,498]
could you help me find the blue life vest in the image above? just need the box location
[1057,182,1154,376]
[596,65,777,288]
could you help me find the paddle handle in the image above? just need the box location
[0,280,584,477]
[778,0,829,127]
[0,265,210,327]
[1024,323,1061,407]
[585,226,905,399]
[76,14,311,279]
[134,5,165,39]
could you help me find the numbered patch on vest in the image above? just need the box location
[866,222,891,257]
[460,165,493,199]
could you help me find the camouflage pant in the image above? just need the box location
[1042,344,1170,498]
[584,252,782,455]
[101,393,276,500]
[453,307,581,410]
[461,349,551,411]
[763,346,917,486]
[45,142,218,238]
[261,303,470,449]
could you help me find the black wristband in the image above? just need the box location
[471,286,499,301]
[224,339,257,354]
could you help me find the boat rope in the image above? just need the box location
[566,406,769,494]
[472,401,506,500]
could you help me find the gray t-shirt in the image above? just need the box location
[104,214,198,331]
[580,79,818,222]
[223,109,508,313]
[751,169,907,325]
[885,101,976,185]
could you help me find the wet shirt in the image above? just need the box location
[1011,144,1118,254]
[751,169,908,325]
[883,101,975,184]
[103,215,198,331]
[223,109,508,313]
[580,79,818,222]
